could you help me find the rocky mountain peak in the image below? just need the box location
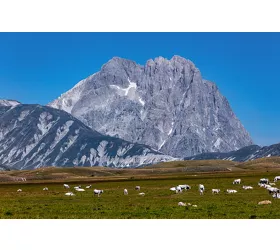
[49,55,253,158]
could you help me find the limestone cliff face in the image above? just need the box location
[49,55,253,157]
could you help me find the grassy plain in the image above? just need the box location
[0,159,280,219]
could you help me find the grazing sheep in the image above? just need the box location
[135,186,141,191]
[227,189,237,194]
[242,186,253,190]
[86,185,92,189]
[63,184,70,189]
[124,189,128,195]
[43,187,48,191]
[267,187,279,194]
[274,176,280,182]
[176,186,183,193]
[74,186,82,190]
[233,179,241,184]
[258,200,271,205]
[65,192,75,196]
[258,178,269,185]
[94,189,103,197]
[178,202,186,206]
[178,184,191,190]
[138,192,145,196]
[272,193,280,199]
[17,189,22,192]
[212,189,220,194]
[199,184,205,195]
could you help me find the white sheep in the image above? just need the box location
[258,178,269,185]
[138,192,145,196]
[74,185,82,190]
[242,186,253,190]
[43,187,48,191]
[65,192,75,196]
[258,200,271,205]
[274,176,280,182]
[94,189,103,197]
[176,186,182,193]
[75,188,85,192]
[267,187,279,194]
[233,179,241,184]
[63,184,70,189]
[178,184,191,190]
[17,189,22,192]
[212,189,220,194]
[124,189,128,195]
[135,186,141,191]
[227,189,237,193]
[178,202,186,206]
[272,193,280,199]
[199,184,205,195]
[86,185,92,189]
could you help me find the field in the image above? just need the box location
[1,159,280,219]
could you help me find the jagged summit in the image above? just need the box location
[49,55,253,157]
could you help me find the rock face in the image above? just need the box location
[49,56,253,157]
[0,103,174,169]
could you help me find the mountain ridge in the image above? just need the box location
[184,143,280,162]
[0,103,175,169]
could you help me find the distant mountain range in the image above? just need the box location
[185,144,280,162]
[0,103,174,169]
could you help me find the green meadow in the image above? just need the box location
[0,165,279,219]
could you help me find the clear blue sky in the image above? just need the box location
[0,32,279,146]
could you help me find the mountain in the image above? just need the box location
[0,99,20,107]
[185,143,280,162]
[49,56,253,158]
[185,145,261,161]
[0,103,175,169]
